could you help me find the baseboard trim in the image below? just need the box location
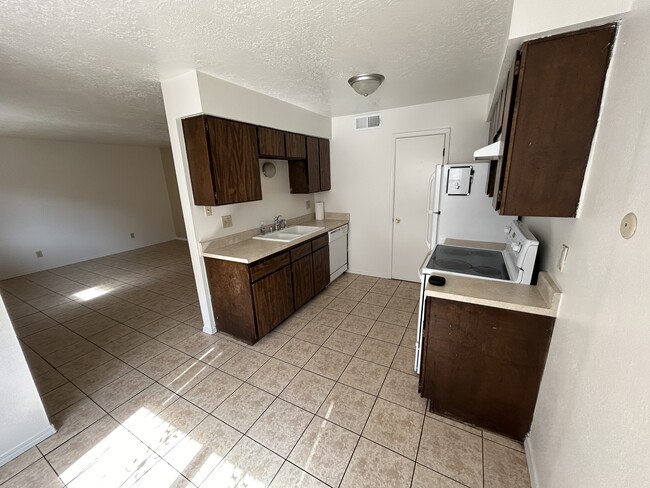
[0,423,56,467]
[175,237,188,241]
[524,436,539,488]
[346,267,390,279]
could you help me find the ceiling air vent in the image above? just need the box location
[355,113,381,130]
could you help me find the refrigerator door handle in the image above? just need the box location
[425,171,437,249]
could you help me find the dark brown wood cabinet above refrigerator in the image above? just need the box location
[487,24,616,217]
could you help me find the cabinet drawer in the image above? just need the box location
[311,235,328,251]
[290,242,312,262]
[250,252,290,282]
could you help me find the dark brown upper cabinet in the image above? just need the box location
[289,136,331,194]
[258,127,286,158]
[490,24,616,217]
[285,132,307,159]
[182,115,262,207]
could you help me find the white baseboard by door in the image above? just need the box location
[524,436,539,488]
[0,424,56,467]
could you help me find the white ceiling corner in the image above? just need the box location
[0,0,513,145]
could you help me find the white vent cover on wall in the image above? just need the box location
[355,113,382,130]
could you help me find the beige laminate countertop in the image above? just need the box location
[424,239,562,317]
[202,219,348,264]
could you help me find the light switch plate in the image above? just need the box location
[205,206,213,217]
[222,215,233,228]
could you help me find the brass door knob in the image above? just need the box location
[394,218,401,223]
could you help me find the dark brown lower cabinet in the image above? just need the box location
[292,254,315,310]
[252,266,294,337]
[312,245,330,294]
[420,297,554,440]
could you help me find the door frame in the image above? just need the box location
[388,128,451,280]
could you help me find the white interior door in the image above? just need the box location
[391,133,446,282]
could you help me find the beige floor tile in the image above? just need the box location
[160,358,216,395]
[156,323,198,346]
[304,347,352,380]
[119,339,170,367]
[140,296,187,315]
[408,313,419,328]
[295,322,336,345]
[248,330,291,356]
[25,293,66,312]
[0,447,42,485]
[484,439,531,488]
[484,430,525,452]
[377,308,412,327]
[309,293,336,308]
[317,383,375,434]
[164,416,242,486]
[43,302,92,323]
[280,370,334,413]
[368,321,406,344]
[87,323,134,347]
[140,317,183,338]
[361,292,391,307]
[72,357,133,394]
[201,436,283,488]
[337,314,375,335]
[363,398,424,460]
[379,369,427,413]
[391,346,417,375]
[310,309,348,328]
[174,332,220,356]
[248,398,314,457]
[341,438,414,488]
[401,327,417,348]
[97,301,148,322]
[111,383,179,425]
[273,337,319,367]
[182,369,242,412]
[41,382,87,415]
[38,397,105,454]
[293,303,323,321]
[426,411,483,436]
[386,295,418,313]
[289,417,358,487]
[417,417,483,488]
[350,302,383,320]
[193,338,242,367]
[323,329,364,355]
[273,316,309,336]
[269,462,329,488]
[128,459,191,488]
[337,287,367,301]
[124,310,165,329]
[218,348,268,381]
[138,348,193,381]
[411,463,465,488]
[369,281,399,296]
[1,458,64,488]
[213,383,275,432]
[325,297,358,313]
[355,337,398,367]
[247,358,300,395]
[40,339,98,367]
[347,280,374,292]
[90,369,154,412]
[339,357,389,395]
[169,304,201,323]
[33,368,68,395]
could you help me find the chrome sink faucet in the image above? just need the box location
[273,215,286,231]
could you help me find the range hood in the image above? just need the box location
[473,141,503,160]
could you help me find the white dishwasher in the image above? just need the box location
[328,224,348,282]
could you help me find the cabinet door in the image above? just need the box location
[292,254,315,310]
[306,137,321,192]
[312,245,330,294]
[318,138,331,191]
[182,115,216,206]
[258,127,286,158]
[422,297,554,440]
[285,132,307,159]
[252,266,294,338]
[207,117,262,206]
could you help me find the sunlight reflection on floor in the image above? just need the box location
[73,286,112,301]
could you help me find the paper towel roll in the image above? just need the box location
[315,201,325,220]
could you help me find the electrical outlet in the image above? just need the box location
[205,206,212,217]
[558,245,569,271]
[130,233,135,239]
[35,250,43,258]
[222,215,233,228]
[306,200,311,209]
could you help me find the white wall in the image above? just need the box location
[318,95,491,277]
[0,296,54,466]
[0,137,177,279]
[160,70,330,332]
[509,0,631,38]
[160,146,187,239]
[522,2,650,486]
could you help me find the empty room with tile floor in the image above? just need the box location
[0,240,531,487]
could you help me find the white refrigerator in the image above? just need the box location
[426,162,514,249]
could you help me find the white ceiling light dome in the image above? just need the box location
[348,73,385,96]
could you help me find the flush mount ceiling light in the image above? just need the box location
[348,73,385,96]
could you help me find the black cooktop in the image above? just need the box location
[425,245,509,280]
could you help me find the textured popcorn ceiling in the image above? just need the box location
[0,0,513,145]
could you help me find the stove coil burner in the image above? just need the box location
[473,266,502,277]
[435,259,472,271]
